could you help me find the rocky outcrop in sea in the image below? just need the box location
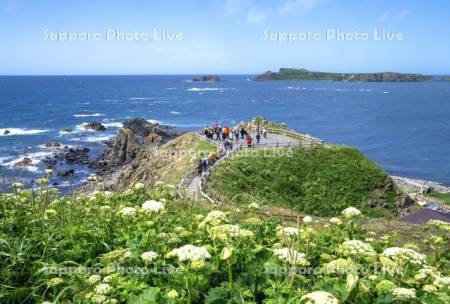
[192,75,220,82]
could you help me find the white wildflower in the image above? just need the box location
[392,288,416,301]
[277,226,299,238]
[168,245,211,262]
[140,251,158,263]
[90,294,107,303]
[300,291,339,304]
[118,207,137,217]
[273,248,308,266]
[338,240,376,259]
[141,200,165,213]
[329,217,343,225]
[87,274,101,284]
[303,216,313,224]
[342,207,361,219]
[381,247,425,266]
[94,283,112,295]
[199,210,227,228]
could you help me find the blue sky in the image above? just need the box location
[0,0,449,75]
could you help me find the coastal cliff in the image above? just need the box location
[84,119,214,192]
[255,68,433,82]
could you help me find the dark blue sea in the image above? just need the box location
[1,75,450,192]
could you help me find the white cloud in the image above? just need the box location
[246,9,266,24]
[278,0,318,15]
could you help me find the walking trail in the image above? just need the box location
[184,129,323,201]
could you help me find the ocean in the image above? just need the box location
[1,75,449,192]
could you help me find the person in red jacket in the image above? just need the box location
[246,135,253,148]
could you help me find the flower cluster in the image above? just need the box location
[381,247,425,266]
[338,240,376,259]
[209,224,254,241]
[140,251,159,263]
[273,248,308,266]
[199,210,228,228]
[342,207,361,219]
[167,245,211,262]
[277,226,299,238]
[300,291,339,304]
[102,248,132,262]
[323,258,358,275]
[117,207,137,217]
[141,200,165,213]
[392,287,416,301]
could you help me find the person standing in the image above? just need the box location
[262,127,267,139]
[246,135,253,148]
[197,159,203,176]
[240,127,246,139]
[234,129,240,142]
[256,132,261,144]
[201,156,209,172]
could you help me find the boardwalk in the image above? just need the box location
[183,128,324,201]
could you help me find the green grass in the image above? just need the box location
[426,192,450,205]
[206,145,399,217]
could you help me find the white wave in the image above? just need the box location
[286,87,308,91]
[102,122,123,128]
[73,113,104,117]
[129,97,152,100]
[77,102,91,105]
[186,88,224,92]
[103,99,118,102]
[80,134,114,143]
[0,128,48,137]
[0,156,14,165]
[3,151,53,172]
[166,87,177,90]
[383,91,389,94]
[170,111,181,115]
[58,123,96,136]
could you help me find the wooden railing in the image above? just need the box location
[265,127,324,146]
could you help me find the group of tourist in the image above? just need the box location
[203,122,267,150]
[197,122,268,176]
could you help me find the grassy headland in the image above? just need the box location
[206,145,400,217]
[255,68,433,82]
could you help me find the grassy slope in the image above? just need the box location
[156,133,216,185]
[103,133,216,191]
[206,145,398,217]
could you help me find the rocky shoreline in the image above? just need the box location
[391,176,450,193]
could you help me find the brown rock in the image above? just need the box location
[14,157,32,167]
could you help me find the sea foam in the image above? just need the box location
[0,128,48,136]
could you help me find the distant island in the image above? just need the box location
[255,68,435,82]
[192,75,220,82]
